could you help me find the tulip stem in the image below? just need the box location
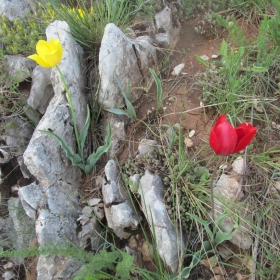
[55,66,82,159]
[210,156,224,220]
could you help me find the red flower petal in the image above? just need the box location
[233,123,257,153]
[209,129,220,154]
[214,114,227,127]
[214,122,237,155]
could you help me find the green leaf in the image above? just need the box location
[106,108,129,117]
[84,124,112,174]
[220,39,228,56]
[79,106,91,156]
[250,65,269,72]
[116,252,133,279]
[187,213,214,241]
[149,68,163,112]
[41,130,84,166]
[181,241,213,278]
[195,54,209,66]
[115,75,137,121]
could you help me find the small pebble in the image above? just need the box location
[184,137,194,148]
[188,130,195,138]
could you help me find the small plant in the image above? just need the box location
[106,75,137,122]
[28,38,112,175]
[0,6,54,55]
[44,0,146,52]
[149,68,164,115]
[177,211,240,279]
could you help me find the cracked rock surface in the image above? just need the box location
[102,160,140,239]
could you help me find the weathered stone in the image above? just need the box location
[22,20,89,279]
[99,23,157,109]
[138,139,158,156]
[46,20,87,131]
[5,55,36,82]
[0,117,34,159]
[138,170,184,272]
[18,183,42,219]
[0,0,32,20]
[213,174,252,250]
[7,197,35,252]
[28,66,53,114]
[37,255,82,280]
[102,160,140,239]
[78,217,102,250]
[103,112,129,157]
[232,156,245,175]
[155,6,181,49]
[171,63,185,76]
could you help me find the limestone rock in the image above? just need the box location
[46,20,87,131]
[102,160,140,239]
[138,170,185,272]
[7,197,35,252]
[18,183,42,219]
[99,23,157,109]
[5,55,36,82]
[155,6,181,49]
[232,156,245,175]
[213,174,252,250]
[0,0,32,20]
[22,20,89,279]
[37,255,82,280]
[0,117,34,159]
[28,66,53,114]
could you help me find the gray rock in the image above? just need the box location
[138,139,157,156]
[2,271,16,280]
[214,174,252,250]
[0,217,11,247]
[102,160,140,239]
[155,6,181,49]
[0,117,34,159]
[232,156,245,175]
[0,0,32,21]
[103,112,130,157]
[5,55,36,82]
[17,155,33,179]
[18,183,42,219]
[37,255,82,280]
[78,217,102,250]
[28,66,53,114]
[0,148,10,164]
[99,23,157,109]
[46,20,87,132]
[138,170,184,272]
[23,99,80,188]
[7,197,35,252]
[22,20,89,279]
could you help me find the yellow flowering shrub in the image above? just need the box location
[0,6,55,55]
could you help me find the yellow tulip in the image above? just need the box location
[78,8,85,18]
[28,38,63,68]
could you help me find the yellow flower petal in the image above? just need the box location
[46,49,63,67]
[28,38,63,68]
[27,54,51,68]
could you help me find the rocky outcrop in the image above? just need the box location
[21,20,95,279]
[102,160,140,239]
[138,170,185,273]
[98,23,157,109]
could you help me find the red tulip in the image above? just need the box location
[209,115,257,155]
